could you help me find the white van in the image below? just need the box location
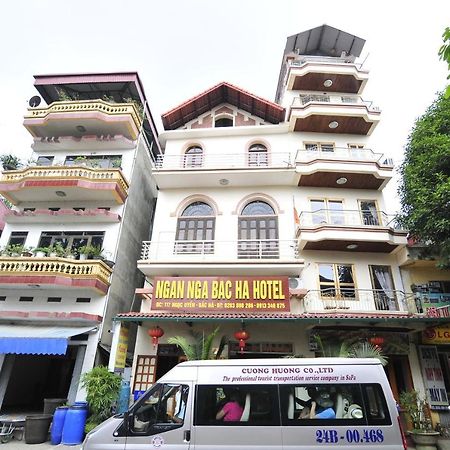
[81,358,407,449]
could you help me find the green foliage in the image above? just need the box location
[438,27,450,98]
[81,365,121,425]
[78,244,103,258]
[399,390,432,432]
[48,242,66,257]
[398,93,450,268]
[0,154,22,170]
[168,327,225,360]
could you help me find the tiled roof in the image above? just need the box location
[161,82,285,130]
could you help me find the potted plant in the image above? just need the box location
[5,243,25,256]
[0,154,22,171]
[74,156,88,167]
[33,247,50,258]
[63,247,77,259]
[78,244,103,260]
[21,246,34,257]
[399,390,440,450]
[48,242,65,257]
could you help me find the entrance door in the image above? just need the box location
[126,383,191,450]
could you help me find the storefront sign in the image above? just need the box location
[423,326,450,345]
[109,322,129,373]
[425,304,450,319]
[152,276,290,312]
[418,345,449,409]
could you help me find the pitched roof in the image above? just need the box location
[161,82,285,130]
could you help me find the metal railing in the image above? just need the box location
[0,256,112,284]
[292,94,380,112]
[140,239,299,261]
[155,152,294,170]
[25,99,142,129]
[303,289,416,314]
[296,147,393,166]
[289,55,360,67]
[298,209,402,229]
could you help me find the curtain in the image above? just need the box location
[373,266,396,310]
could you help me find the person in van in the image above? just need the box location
[216,390,244,421]
[298,388,336,419]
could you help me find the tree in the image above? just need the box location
[438,27,450,98]
[398,92,450,268]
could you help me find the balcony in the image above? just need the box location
[138,239,303,276]
[0,256,112,294]
[302,289,416,315]
[153,152,297,188]
[0,166,129,205]
[297,209,408,253]
[286,58,369,94]
[295,147,393,189]
[24,100,142,141]
[289,94,380,135]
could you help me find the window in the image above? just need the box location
[175,202,215,254]
[279,383,390,426]
[23,208,35,212]
[8,232,28,246]
[319,264,356,300]
[369,265,398,311]
[36,156,55,166]
[64,155,122,169]
[38,231,104,258]
[76,297,91,303]
[359,200,380,226]
[214,117,233,127]
[0,297,6,302]
[310,199,344,225]
[19,297,33,302]
[238,201,278,259]
[134,355,157,393]
[184,146,203,168]
[195,385,279,426]
[248,144,268,167]
[47,297,62,303]
[305,143,335,153]
[130,384,189,434]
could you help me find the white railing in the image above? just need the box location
[155,152,294,170]
[304,289,416,314]
[140,239,299,261]
[296,147,393,166]
[299,209,402,229]
[292,94,379,112]
[290,55,359,67]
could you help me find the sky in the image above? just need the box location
[0,0,448,212]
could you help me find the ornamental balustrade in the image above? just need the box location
[0,256,112,284]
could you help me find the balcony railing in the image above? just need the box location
[296,147,393,166]
[155,152,294,170]
[303,289,416,314]
[292,94,379,112]
[0,256,112,285]
[299,209,402,229]
[1,165,129,193]
[24,99,142,129]
[289,55,360,67]
[140,239,299,261]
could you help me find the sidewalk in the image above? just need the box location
[0,439,81,449]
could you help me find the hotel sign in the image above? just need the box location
[152,276,290,312]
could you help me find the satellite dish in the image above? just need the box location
[29,96,41,108]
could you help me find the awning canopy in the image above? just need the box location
[0,325,96,355]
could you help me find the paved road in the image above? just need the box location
[0,439,81,449]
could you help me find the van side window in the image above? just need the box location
[362,384,392,425]
[131,384,189,434]
[195,385,280,426]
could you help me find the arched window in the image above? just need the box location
[238,201,279,259]
[214,117,233,128]
[184,146,203,168]
[248,143,268,167]
[175,201,215,254]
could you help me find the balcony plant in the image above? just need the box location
[33,247,50,258]
[78,244,103,260]
[0,154,22,171]
[74,156,88,167]
[21,246,34,257]
[399,390,440,449]
[4,244,25,256]
[48,242,66,257]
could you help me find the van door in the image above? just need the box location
[125,383,192,450]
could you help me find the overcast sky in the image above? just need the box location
[1,0,448,211]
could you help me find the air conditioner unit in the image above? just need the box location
[288,277,303,290]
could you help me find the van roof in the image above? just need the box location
[177,358,382,367]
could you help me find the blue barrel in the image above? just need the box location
[61,404,88,445]
[50,406,68,445]
[118,381,130,414]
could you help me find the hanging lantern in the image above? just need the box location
[148,326,164,348]
[234,329,250,354]
[369,336,384,347]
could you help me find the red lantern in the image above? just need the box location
[234,329,250,354]
[369,336,384,346]
[148,326,164,347]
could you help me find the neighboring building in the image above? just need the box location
[113,26,449,419]
[0,72,160,410]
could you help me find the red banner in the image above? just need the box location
[152,276,290,312]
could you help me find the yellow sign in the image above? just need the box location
[114,324,129,370]
[423,326,450,345]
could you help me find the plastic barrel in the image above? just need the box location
[118,381,130,414]
[25,414,53,444]
[50,406,68,445]
[61,405,88,445]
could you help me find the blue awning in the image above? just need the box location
[0,325,96,355]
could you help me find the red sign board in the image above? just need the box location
[152,276,290,312]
